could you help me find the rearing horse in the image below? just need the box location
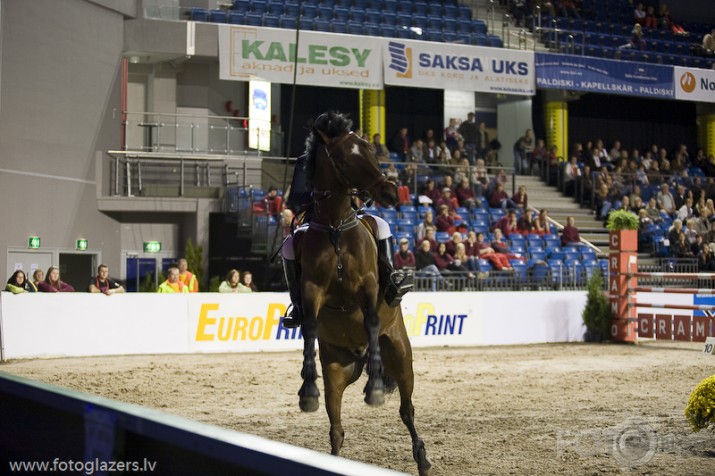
[294,112,430,476]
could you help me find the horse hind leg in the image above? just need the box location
[362,303,385,407]
[379,333,431,476]
[298,313,320,413]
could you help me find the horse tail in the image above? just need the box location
[382,375,398,395]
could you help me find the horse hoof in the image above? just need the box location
[364,389,385,407]
[299,396,320,413]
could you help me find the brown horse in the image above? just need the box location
[294,112,430,475]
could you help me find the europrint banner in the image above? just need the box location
[383,39,535,95]
[535,53,674,99]
[674,66,715,103]
[218,25,383,89]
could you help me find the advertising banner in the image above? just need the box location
[218,25,383,89]
[674,66,715,103]
[535,53,674,98]
[0,291,587,360]
[383,39,535,95]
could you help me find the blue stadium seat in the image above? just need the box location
[436,232,451,243]
[349,7,366,23]
[190,8,209,22]
[279,15,297,28]
[263,14,280,27]
[473,20,488,35]
[332,21,347,33]
[209,9,227,22]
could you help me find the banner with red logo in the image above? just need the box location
[674,66,715,103]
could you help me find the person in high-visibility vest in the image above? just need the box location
[157,263,188,293]
[177,258,199,292]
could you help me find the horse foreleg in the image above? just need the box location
[362,303,385,406]
[298,298,320,413]
[319,343,361,456]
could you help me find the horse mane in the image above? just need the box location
[305,111,353,183]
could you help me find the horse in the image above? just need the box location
[293,112,430,476]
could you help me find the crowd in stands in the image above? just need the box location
[4,259,261,294]
[560,137,715,271]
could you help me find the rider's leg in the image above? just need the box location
[373,215,414,307]
[281,233,303,328]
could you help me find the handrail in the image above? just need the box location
[528,205,603,255]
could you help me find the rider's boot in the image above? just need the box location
[282,258,303,328]
[378,236,414,307]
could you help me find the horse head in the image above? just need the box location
[308,111,397,208]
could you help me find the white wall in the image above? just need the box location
[0,291,588,360]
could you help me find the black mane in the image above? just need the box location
[304,111,353,183]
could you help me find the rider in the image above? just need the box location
[281,133,413,329]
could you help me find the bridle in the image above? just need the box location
[312,132,387,204]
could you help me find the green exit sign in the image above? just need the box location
[28,236,41,249]
[144,241,161,253]
[76,239,88,251]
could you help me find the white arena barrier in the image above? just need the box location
[0,291,588,360]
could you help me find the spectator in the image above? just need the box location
[684,218,699,245]
[512,185,529,211]
[408,138,426,164]
[517,210,536,235]
[88,264,125,295]
[535,209,553,235]
[389,127,411,161]
[673,184,687,210]
[435,242,470,276]
[6,270,37,294]
[672,232,694,258]
[559,0,580,18]
[417,211,435,241]
[435,187,459,213]
[698,243,715,271]
[620,24,646,50]
[634,3,646,26]
[464,230,480,258]
[695,212,711,237]
[561,216,582,247]
[158,263,188,293]
[495,209,519,237]
[265,186,282,217]
[703,28,715,56]
[424,227,439,251]
[421,179,442,205]
[178,258,199,293]
[492,228,526,261]
[656,183,676,216]
[457,112,478,163]
[476,231,512,270]
[219,269,251,293]
[393,238,416,270]
[445,231,464,256]
[414,239,444,290]
[456,177,479,210]
[444,118,463,151]
[453,242,477,277]
[490,182,515,209]
[470,158,488,198]
[370,133,389,160]
[435,204,456,234]
[677,197,694,222]
[532,139,548,173]
[32,269,44,289]
[668,219,683,246]
[241,271,258,292]
[513,129,534,176]
[643,5,657,29]
[424,139,440,164]
[659,4,686,35]
[38,266,75,293]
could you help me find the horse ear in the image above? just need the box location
[316,129,330,145]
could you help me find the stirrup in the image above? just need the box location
[282,304,303,329]
[385,271,413,307]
